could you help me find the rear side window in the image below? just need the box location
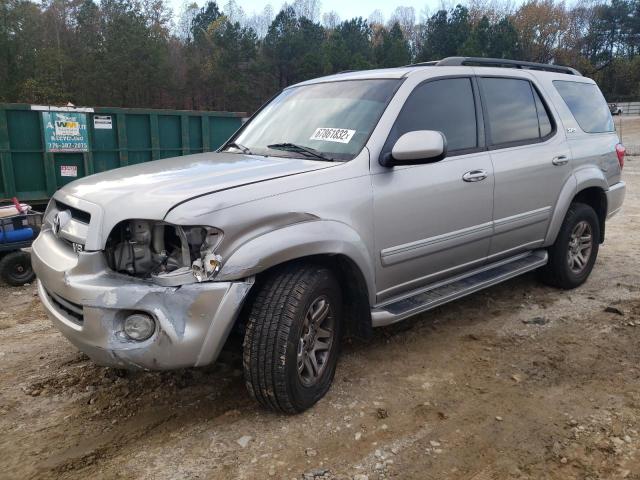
[387,77,478,153]
[533,89,552,137]
[553,80,614,133]
[481,77,553,146]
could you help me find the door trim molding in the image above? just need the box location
[380,221,493,267]
[493,206,552,235]
[379,206,552,268]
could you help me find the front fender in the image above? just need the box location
[215,220,376,303]
[544,167,608,245]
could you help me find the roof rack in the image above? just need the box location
[408,61,439,67]
[405,57,582,76]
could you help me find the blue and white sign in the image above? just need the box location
[42,111,89,152]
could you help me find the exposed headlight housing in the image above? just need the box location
[105,220,223,285]
[191,252,223,282]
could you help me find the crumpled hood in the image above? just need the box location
[59,151,333,220]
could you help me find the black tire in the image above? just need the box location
[539,202,600,289]
[242,263,342,413]
[0,251,35,286]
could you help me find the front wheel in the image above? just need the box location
[242,264,342,413]
[539,202,600,289]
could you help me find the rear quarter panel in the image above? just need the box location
[534,73,621,244]
[535,74,622,187]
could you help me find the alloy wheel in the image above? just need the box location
[567,220,593,274]
[297,295,334,387]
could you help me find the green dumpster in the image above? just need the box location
[0,104,246,202]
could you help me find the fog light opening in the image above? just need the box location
[123,313,156,341]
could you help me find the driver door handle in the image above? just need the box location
[462,169,488,182]
[552,155,569,166]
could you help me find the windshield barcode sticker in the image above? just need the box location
[310,127,356,144]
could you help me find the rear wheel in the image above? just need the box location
[0,251,35,286]
[539,202,600,289]
[242,264,342,413]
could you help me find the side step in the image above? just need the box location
[371,250,548,327]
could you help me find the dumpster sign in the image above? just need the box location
[93,115,112,129]
[42,112,89,152]
[60,165,78,177]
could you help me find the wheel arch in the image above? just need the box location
[247,254,373,340]
[217,221,375,339]
[572,187,607,243]
[545,171,608,245]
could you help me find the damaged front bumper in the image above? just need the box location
[32,230,253,370]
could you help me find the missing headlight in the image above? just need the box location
[104,220,222,284]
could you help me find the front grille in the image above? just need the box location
[45,288,84,324]
[55,200,91,224]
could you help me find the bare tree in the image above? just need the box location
[245,4,274,38]
[223,0,245,24]
[322,10,341,29]
[368,9,385,26]
[467,0,517,24]
[292,0,321,22]
[390,5,416,32]
[390,6,418,56]
[176,1,199,41]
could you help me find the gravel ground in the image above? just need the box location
[0,127,639,480]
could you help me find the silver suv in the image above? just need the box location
[32,57,626,413]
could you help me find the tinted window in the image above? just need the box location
[533,89,552,137]
[481,78,541,145]
[388,78,477,153]
[553,80,614,133]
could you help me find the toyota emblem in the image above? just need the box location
[52,210,71,237]
[52,214,61,235]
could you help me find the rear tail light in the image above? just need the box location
[615,143,625,169]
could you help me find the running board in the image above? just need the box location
[371,250,548,327]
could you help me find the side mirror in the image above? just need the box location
[380,130,447,167]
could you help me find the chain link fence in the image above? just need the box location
[613,101,640,116]
[613,109,640,156]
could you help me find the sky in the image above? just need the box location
[170,0,448,23]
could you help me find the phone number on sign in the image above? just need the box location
[47,143,88,152]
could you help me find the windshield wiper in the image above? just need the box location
[267,143,334,162]
[225,141,252,154]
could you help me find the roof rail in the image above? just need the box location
[437,57,582,76]
[405,57,581,76]
[407,61,439,67]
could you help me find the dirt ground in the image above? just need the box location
[1,121,640,480]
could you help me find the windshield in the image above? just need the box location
[226,79,401,161]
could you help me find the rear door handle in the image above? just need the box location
[552,155,569,166]
[462,169,488,182]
